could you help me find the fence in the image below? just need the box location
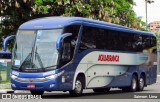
[0,62,11,82]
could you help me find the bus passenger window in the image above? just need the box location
[0,53,11,59]
[133,35,143,52]
[58,25,80,67]
[62,43,71,61]
[79,26,96,52]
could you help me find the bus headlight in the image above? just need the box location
[45,71,64,80]
[45,74,58,79]
[11,74,18,79]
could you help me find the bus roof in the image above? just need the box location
[19,17,155,37]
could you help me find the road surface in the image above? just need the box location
[0,76,160,102]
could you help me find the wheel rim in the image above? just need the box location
[139,77,144,88]
[132,78,137,90]
[75,80,82,93]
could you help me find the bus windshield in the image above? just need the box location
[12,29,62,71]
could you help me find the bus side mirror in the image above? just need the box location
[56,33,72,51]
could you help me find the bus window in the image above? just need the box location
[59,25,80,67]
[133,35,143,52]
[0,53,11,59]
[79,26,96,52]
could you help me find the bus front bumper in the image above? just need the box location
[11,78,59,91]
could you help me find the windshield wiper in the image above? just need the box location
[19,53,36,71]
[19,45,35,71]
[35,46,44,71]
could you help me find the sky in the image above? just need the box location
[134,0,160,24]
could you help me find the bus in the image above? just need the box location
[11,17,157,96]
[0,51,11,62]
[3,35,16,52]
[0,35,15,62]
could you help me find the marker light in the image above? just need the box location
[45,74,58,79]
[11,74,18,79]
[45,71,64,80]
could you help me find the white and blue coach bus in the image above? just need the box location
[11,17,157,96]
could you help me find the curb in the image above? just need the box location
[0,84,11,89]
[0,90,14,93]
[0,89,30,93]
[0,84,13,93]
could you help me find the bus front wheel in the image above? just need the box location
[30,90,44,95]
[69,77,83,97]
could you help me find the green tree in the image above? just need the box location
[0,0,34,50]
[155,32,160,48]
[0,0,145,50]
[33,0,144,28]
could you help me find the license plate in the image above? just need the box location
[27,84,35,88]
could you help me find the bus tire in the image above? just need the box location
[137,75,145,91]
[129,75,138,92]
[69,76,83,97]
[93,88,110,93]
[30,90,44,95]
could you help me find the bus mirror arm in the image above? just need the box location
[56,33,72,51]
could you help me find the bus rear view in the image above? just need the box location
[11,17,157,96]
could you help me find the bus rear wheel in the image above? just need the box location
[129,75,138,92]
[137,75,145,91]
[30,90,44,95]
[122,75,138,92]
[93,88,110,93]
[69,77,83,97]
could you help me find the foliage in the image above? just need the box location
[0,0,148,50]
[154,32,160,48]
[0,80,11,84]
[0,0,34,50]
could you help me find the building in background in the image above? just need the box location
[149,21,160,32]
